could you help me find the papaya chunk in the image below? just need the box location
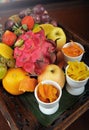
[37,83,59,103]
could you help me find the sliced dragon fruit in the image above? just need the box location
[14,30,56,75]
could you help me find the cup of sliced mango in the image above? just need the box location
[62,41,84,63]
[66,61,89,95]
[34,80,62,115]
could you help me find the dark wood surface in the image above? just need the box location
[66,109,89,130]
[0,1,89,130]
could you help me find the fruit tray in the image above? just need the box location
[0,23,89,130]
[0,3,89,130]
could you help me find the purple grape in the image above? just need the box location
[19,8,32,18]
[5,19,15,30]
[31,14,41,24]
[19,10,26,18]
[32,4,45,15]
[41,14,51,23]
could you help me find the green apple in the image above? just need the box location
[47,27,66,50]
[38,64,65,88]
[0,63,7,79]
[40,24,54,36]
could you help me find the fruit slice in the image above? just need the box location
[32,25,41,33]
[0,63,7,79]
[0,43,14,59]
[19,76,38,92]
[33,23,54,36]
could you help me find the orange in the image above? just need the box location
[2,68,28,95]
[19,76,38,92]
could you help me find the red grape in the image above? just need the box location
[5,19,15,31]
[19,8,31,18]
[32,4,45,15]
[41,14,50,23]
[31,13,41,24]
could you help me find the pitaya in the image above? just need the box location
[14,30,56,75]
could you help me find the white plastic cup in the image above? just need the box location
[34,80,62,115]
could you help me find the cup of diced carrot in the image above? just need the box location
[34,80,62,115]
[62,41,84,63]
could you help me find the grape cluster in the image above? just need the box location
[4,4,58,35]
[0,55,15,68]
[31,4,51,24]
[19,4,58,25]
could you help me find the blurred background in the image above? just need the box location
[0,0,87,3]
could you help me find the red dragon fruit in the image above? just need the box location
[14,30,56,75]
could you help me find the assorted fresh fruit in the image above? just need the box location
[0,43,15,80]
[0,4,87,96]
[2,68,37,95]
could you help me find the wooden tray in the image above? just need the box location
[0,24,89,130]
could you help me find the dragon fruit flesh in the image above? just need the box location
[14,30,56,75]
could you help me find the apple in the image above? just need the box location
[47,27,66,50]
[38,64,65,88]
[40,23,54,36]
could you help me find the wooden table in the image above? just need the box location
[0,1,89,130]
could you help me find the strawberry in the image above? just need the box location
[21,16,34,30]
[2,30,17,46]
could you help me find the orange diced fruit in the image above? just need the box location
[37,83,59,103]
[38,83,46,99]
[19,76,37,92]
